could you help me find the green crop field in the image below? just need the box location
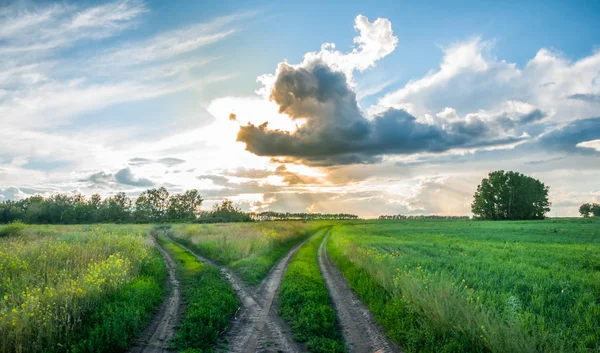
[328,218,600,353]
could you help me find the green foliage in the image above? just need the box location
[158,235,238,351]
[0,221,26,237]
[472,170,551,220]
[171,222,326,284]
[328,219,600,353]
[198,199,253,223]
[0,225,167,353]
[279,230,346,353]
[579,202,600,217]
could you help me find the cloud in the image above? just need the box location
[0,0,147,54]
[83,171,111,184]
[114,167,154,186]
[0,187,29,200]
[377,38,600,126]
[77,167,153,187]
[96,12,252,67]
[537,117,600,154]
[128,157,185,167]
[568,93,600,104]
[406,176,475,215]
[237,61,529,166]
[576,139,600,152]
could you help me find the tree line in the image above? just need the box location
[0,188,252,224]
[378,215,470,220]
[0,188,360,224]
[579,203,600,217]
[250,211,359,221]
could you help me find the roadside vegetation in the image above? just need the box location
[0,224,166,353]
[171,222,327,284]
[157,234,238,352]
[279,229,345,353]
[327,219,600,353]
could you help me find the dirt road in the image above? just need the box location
[129,236,181,353]
[318,231,401,353]
[171,235,305,353]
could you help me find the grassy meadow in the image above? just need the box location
[328,218,600,353]
[170,222,328,284]
[0,223,166,353]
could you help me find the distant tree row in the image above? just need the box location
[579,203,600,217]
[0,188,251,224]
[472,170,551,220]
[250,211,359,221]
[378,215,470,220]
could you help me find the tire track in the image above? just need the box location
[169,233,305,353]
[129,235,181,353]
[318,231,401,353]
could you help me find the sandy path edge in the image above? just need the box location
[318,230,401,353]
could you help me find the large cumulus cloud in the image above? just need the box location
[237,60,535,166]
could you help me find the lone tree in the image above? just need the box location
[472,170,551,220]
[579,203,600,217]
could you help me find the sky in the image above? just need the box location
[1,0,599,217]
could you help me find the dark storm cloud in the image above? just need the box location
[114,168,154,187]
[237,62,528,166]
[568,93,600,104]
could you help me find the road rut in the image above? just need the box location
[318,231,401,353]
[129,236,181,353]
[170,234,305,353]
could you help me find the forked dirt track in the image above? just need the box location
[169,233,305,353]
[129,235,181,353]
[318,231,401,353]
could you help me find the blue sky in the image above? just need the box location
[1,0,599,216]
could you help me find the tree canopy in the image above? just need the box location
[471,170,551,220]
[579,203,600,217]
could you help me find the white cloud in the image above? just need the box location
[576,139,600,152]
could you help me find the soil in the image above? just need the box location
[317,231,401,353]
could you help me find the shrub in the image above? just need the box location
[0,221,26,237]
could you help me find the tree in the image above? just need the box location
[472,170,551,220]
[579,203,593,217]
[167,189,203,221]
[592,203,600,217]
[101,192,132,223]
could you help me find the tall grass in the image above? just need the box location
[171,222,327,284]
[328,219,600,353]
[0,225,166,353]
[279,229,345,353]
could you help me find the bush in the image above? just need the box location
[0,221,26,237]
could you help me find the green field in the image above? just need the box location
[328,219,600,353]
[0,219,598,353]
